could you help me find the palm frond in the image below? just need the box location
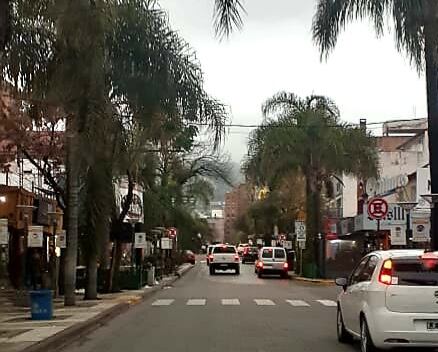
[213,0,246,39]
[312,0,425,70]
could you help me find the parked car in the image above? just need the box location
[209,245,240,275]
[335,250,438,352]
[237,243,249,256]
[242,246,258,264]
[255,247,288,279]
[182,250,196,265]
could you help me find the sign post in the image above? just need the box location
[367,198,389,250]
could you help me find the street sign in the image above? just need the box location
[271,240,277,247]
[295,221,306,240]
[412,216,431,242]
[390,225,406,246]
[134,232,147,248]
[256,239,263,245]
[28,226,44,247]
[161,237,172,250]
[297,239,306,249]
[367,198,389,220]
[0,219,8,245]
[284,240,293,249]
[56,230,66,248]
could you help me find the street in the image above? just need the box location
[64,261,360,352]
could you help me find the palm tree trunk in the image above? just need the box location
[304,169,322,274]
[0,0,10,52]
[85,253,98,300]
[424,16,438,251]
[64,117,79,306]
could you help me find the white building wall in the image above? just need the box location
[342,175,358,218]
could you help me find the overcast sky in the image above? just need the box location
[160,0,427,164]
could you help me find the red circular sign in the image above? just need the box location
[367,198,389,220]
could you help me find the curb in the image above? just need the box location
[21,264,194,352]
[291,275,335,286]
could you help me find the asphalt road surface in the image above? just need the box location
[65,260,362,352]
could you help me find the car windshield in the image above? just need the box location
[213,246,236,254]
[393,258,438,286]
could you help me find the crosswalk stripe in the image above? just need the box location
[151,299,174,306]
[316,300,337,307]
[186,299,206,306]
[254,299,275,306]
[221,299,240,306]
[286,300,310,307]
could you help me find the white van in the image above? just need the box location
[255,247,289,279]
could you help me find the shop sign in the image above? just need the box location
[355,203,407,231]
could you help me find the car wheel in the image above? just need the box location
[337,306,352,343]
[235,267,240,275]
[360,317,379,352]
[257,271,263,278]
[281,272,289,279]
[209,267,215,275]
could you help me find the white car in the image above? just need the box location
[209,245,240,275]
[336,250,438,352]
[255,247,289,279]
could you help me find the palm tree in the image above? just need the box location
[312,0,438,250]
[246,92,378,275]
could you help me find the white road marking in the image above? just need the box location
[151,299,174,306]
[286,300,310,307]
[316,300,337,307]
[254,299,275,306]
[221,299,240,306]
[186,299,206,306]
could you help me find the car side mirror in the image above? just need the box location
[335,277,348,290]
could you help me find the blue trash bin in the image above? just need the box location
[29,290,53,320]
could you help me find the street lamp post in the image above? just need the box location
[397,202,418,248]
[420,194,438,249]
[48,210,63,297]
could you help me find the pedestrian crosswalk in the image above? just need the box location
[151,298,336,308]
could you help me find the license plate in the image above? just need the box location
[219,264,228,267]
[427,321,438,330]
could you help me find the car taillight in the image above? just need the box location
[283,262,289,270]
[209,254,214,262]
[257,261,263,268]
[234,255,240,261]
[379,259,393,285]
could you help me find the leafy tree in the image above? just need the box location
[246,92,378,273]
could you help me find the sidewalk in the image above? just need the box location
[0,264,192,352]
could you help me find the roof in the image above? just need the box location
[376,136,412,152]
[396,131,426,150]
